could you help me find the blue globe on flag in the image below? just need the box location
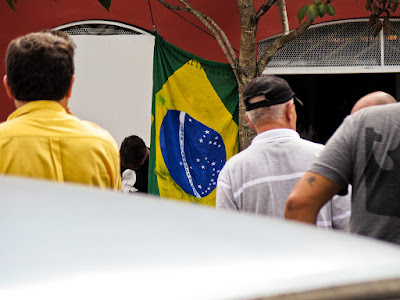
[160,110,226,198]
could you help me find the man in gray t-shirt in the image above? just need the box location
[217,75,350,230]
[286,101,400,244]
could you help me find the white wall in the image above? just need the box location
[69,34,154,147]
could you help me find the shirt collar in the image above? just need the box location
[251,128,300,145]
[7,101,66,121]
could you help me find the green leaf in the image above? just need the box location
[314,0,322,4]
[318,3,328,17]
[6,0,16,11]
[98,0,112,11]
[306,4,319,20]
[327,4,336,16]
[298,5,307,23]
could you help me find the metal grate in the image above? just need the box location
[257,20,400,69]
[384,21,400,66]
[61,24,142,35]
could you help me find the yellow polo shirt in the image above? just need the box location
[0,101,121,190]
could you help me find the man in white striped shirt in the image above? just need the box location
[216,75,350,230]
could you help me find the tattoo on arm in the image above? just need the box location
[307,176,316,187]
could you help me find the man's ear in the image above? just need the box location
[3,75,14,100]
[245,112,256,130]
[285,101,294,122]
[286,101,297,130]
[66,75,75,98]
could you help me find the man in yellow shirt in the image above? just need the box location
[1,30,121,189]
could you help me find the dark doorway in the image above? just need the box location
[281,73,397,144]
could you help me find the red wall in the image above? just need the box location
[0,0,395,120]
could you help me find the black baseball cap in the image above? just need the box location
[243,74,303,111]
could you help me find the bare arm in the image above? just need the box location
[285,171,343,225]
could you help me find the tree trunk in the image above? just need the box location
[238,79,256,150]
[236,0,258,150]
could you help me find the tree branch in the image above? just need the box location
[257,18,313,74]
[198,12,238,66]
[253,0,279,22]
[157,0,190,12]
[177,0,238,66]
[157,0,238,76]
[278,0,289,35]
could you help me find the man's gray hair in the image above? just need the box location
[246,99,293,128]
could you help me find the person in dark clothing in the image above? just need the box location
[120,135,149,193]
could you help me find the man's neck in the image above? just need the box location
[14,97,69,110]
[255,121,292,135]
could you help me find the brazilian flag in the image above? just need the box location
[148,34,239,206]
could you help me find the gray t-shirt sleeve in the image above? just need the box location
[309,115,355,188]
